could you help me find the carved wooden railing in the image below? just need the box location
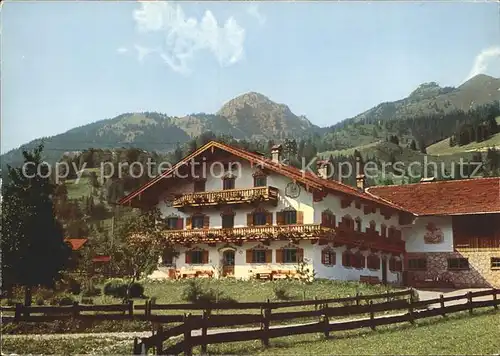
[335,226,405,253]
[172,186,279,208]
[162,224,332,242]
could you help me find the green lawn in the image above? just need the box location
[2,310,498,355]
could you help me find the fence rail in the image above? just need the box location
[132,288,499,356]
[1,288,413,323]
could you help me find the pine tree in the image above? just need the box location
[1,144,71,305]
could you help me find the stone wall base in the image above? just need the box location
[405,251,500,288]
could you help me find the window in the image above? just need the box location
[367,255,380,270]
[192,215,204,229]
[284,210,297,225]
[187,250,203,264]
[194,180,205,192]
[447,258,469,270]
[491,257,500,270]
[253,212,267,226]
[254,176,267,187]
[321,210,336,227]
[408,258,427,271]
[162,248,176,266]
[381,224,387,238]
[321,249,336,266]
[222,214,234,229]
[252,250,266,263]
[166,217,179,230]
[389,257,402,272]
[342,216,354,230]
[223,177,235,190]
[283,248,298,263]
[342,251,353,267]
[355,218,362,232]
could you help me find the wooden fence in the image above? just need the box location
[133,289,499,356]
[0,289,413,324]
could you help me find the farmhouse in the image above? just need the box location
[118,141,500,288]
[366,178,500,288]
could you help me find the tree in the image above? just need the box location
[111,208,169,296]
[1,144,71,305]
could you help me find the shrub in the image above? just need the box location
[103,279,128,298]
[128,282,144,299]
[82,286,101,297]
[81,297,94,305]
[273,283,294,301]
[49,294,75,306]
[181,280,237,305]
[35,297,45,306]
[68,278,82,295]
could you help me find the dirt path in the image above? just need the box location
[2,288,493,340]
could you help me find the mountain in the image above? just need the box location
[1,75,499,172]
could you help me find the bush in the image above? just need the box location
[273,283,294,301]
[181,280,237,305]
[82,286,101,297]
[35,297,45,306]
[68,279,82,295]
[81,297,94,305]
[128,282,144,299]
[103,279,128,298]
[49,294,75,306]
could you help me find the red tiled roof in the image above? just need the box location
[117,141,409,213]
[64,238,88,251]
[92,255,111,262]
[366,177,500,216]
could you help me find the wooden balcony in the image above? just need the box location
[172,186,279,208]
[162,224,333,243]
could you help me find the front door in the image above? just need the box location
[381,257,388,284]
[222,250,235,277]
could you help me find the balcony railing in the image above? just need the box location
[172,186,279,208]
[162,224,332,242]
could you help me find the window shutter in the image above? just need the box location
[276,248,283,263]
[297,211,304,225]
[332,215,336,227]
[185,251,191,264]
[186,217,192,230]
[202,250,209,264]
[266,212,273,225]
[321,211,327,226]
[247,213,253,226]
[297,248,304,262]
[176,218,184,230]
[246,249,252,263]
[276,212,285,225]
[265,249,272,263]
[203,215,210,229]
[359,254,365,269]
[321,250,326,264]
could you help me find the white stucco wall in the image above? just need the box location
[403,216,454,253]
[156,160,315,228]
[149,241,401,284]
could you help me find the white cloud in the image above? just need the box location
[117,47,129,54]
[246,3,266,25]
[465,46,500,82]
[132,2,245,74]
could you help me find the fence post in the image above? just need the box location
[439,294,446,317]
[261,300,271,348]
[72,301,79,318]
[493,289,498,310]
[467,291,473,315]
[314,296,318,311]
[408,299,415,325]
[409,288,414,303]
[355,292,360,306]
[183,313,193,356]
[14,303,22,321]
[369,301,376,330]
[201,309,209,354]
[156,324,163,355]
[321,303,329,338]
[386,289,391,302]
[128,300,134,317]
[133,337,140,355]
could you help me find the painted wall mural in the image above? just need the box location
[424,222,444,244]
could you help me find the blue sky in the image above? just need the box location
[2,1,500,153]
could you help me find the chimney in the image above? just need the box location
[271,144,283,163]
[356,174,366,192]
[316,159,329,179]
